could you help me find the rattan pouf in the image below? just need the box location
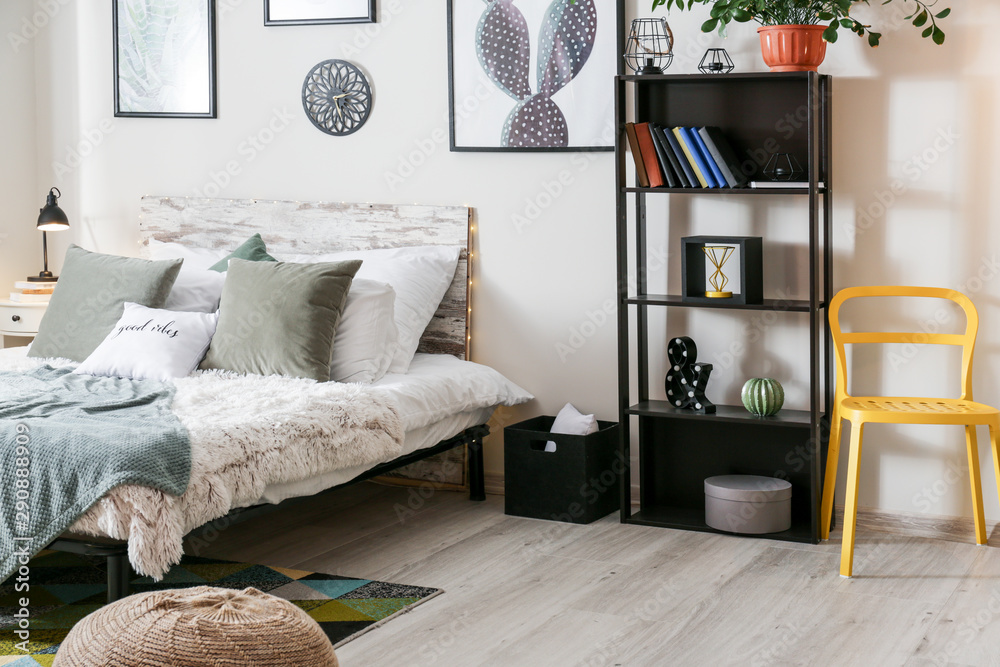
[53,586,339,666]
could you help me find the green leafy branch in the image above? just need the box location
[649,0,952,46]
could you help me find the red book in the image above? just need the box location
[624,123,649,188]
[634,123,665,187]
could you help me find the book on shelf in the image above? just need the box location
[698,127,748,188]
[648,125,679,188]
[18,287,54,295]
[673,128,711,188]
[14,280,56,291]
[9,292,50,303]
[652,125,691,189]
[689,128,727,188]
[634,123,666,188]
[749,181,824,189]
[624,123,650,188]
[662,129,697,188]
[627,123,815,191]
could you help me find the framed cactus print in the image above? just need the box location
[448,0,621,152]
[113,0,217,118]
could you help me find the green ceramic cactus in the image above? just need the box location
[741,378,784,416]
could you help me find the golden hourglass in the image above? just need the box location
[702,246,734,298]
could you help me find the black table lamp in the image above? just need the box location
[30,187,70,282]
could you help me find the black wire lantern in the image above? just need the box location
[763,153,805,181]
[698,48,735,74]
[624,18,674,75]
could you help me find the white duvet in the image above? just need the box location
[0,347,531,579]
[370,353,533,431]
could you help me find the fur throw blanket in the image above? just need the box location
[0,349,403,580]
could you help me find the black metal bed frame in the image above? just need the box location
[47,424,489,603]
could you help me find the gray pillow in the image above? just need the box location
[29,245,183,362]
[200,258,362,382]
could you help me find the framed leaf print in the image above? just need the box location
[448,0,620,152]
[114,0,217,118]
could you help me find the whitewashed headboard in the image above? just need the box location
[138,196,472,360]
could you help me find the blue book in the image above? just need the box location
[688,127,727,188]
[678,127,717,189]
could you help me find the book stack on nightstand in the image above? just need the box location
[10,280,56,304]
[1,282,53,345]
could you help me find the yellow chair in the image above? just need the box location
[821,286,1000,577]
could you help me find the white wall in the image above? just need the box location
[0,0,40,304]
[21,0,1000,521]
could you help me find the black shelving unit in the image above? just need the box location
[615,72,833,545]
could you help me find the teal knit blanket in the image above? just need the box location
[0,366,190,582]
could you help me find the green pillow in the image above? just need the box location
[200,258,362,382]
[28,245,183,362]
[208,233,277,272]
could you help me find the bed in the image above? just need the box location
[0,197,531,600]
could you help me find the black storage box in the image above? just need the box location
[504,415,621,524]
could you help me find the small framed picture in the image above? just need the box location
[113,0,217,118]
[264,0,376,25]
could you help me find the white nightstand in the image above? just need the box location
[0,300,48,346]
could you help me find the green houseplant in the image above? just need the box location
[652,0,951,70]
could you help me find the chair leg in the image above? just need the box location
[820,410,843,540]
[840,421,865,578]
[990,422,1000,531]
[965,425,987,545]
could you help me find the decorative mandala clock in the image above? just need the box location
[301,59,372,136]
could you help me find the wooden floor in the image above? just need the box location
[190,483,1000,666]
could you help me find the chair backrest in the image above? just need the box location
[828,286,980,401]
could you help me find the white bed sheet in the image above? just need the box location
[255,353,531,504]
[257,407,494,504]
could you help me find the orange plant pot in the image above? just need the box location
[758,25,828,72]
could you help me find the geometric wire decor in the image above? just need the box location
[698,48,735,74]
[763,153,805,181]
[624,18,674,74]
[702,245,735,298]
[301,59,373,136]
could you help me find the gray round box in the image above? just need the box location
[705,475,792,534]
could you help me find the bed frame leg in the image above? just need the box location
[468,438,486,502]
[107,553,131,604]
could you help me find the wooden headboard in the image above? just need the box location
[138,196,473,360]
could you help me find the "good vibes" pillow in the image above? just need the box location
[75,302,219,382]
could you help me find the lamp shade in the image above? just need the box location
[37,187,69,231]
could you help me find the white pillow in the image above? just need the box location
[147,240,228,270]
[75,302,219,382]
[330,279,399,384]
[284,246,461,374]
[165,269,227,313]
[148,240,229,313]
[546,402,599,452]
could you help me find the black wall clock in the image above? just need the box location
[301,59,372,136]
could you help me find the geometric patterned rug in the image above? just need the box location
[0,551,442,665]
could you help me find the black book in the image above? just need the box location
[648,124,679,188]
[699,127,749,188]
[653,125,692,189]
[662,126,698,188]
